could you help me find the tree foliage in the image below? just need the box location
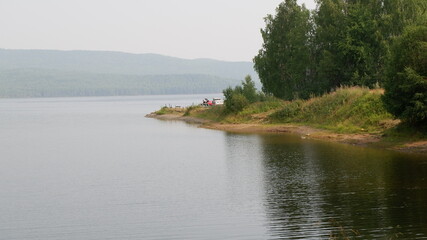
[253,0,427,124]
[315,1,386,88]
[382,26,427,124]
[255,0,426,97]
[254,0,312,100]
[223,75,262,113]
[241,75,259,103]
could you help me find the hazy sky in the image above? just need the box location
[0,0,316,62]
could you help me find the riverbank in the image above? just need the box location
[146,112,427,154]
[146,87,427,155]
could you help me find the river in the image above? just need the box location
[0,95,426,239]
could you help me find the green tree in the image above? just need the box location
[382,25,427,124]
[226,93,249,113]
[254,0,426,103]
[313,0,347,90]
[223,86,247,113]
[222,75,261,113]
[313,0,426,90]
[241,75,259,103]
[314,0,386,88]
[340,2,386,87]
[254,0,313,100]
[380,0,427,38]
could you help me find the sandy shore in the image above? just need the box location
[146,113,427,155]
[145,113,210,124]
[147,112,409,146]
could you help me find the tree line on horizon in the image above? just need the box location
[0,50,259,98]
[252,0,426,124]
[0,69,239,98]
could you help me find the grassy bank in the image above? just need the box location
[183,87,394,133]
[151,87,427,153]
[269,87,394,133]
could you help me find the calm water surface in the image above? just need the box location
[0,95,426,239]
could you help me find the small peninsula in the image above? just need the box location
[148,0,427,156]
[147,86,427,155]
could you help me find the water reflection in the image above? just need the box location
[2,95,426,239]
[256,133,427,239]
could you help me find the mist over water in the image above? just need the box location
[0,95,426,239]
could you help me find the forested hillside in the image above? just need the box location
[253,0,426,124]
[0,49,257,97]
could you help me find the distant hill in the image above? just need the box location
[0,49,258,98]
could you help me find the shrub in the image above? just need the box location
[242,75,259,103]
[223,75,263,113]
[382,25,427,125]
[225,93,249,113]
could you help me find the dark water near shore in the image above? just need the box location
[0,95,426,239]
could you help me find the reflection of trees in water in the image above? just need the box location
[382,156,427,235]
[258,134,427,239]
[259,134,331,238]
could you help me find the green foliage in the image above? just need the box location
[201,86,394,133]
[230,98,285,123]
[269,87,393,133]
[253,0,313,100]
[314,0,392,89]
[225,93,249,113]
[155,106,173,115]
[254,0,427,100]
[242,75,259,103]
[382,25,427,124]
[380,0,427,38]
[195,105,226,120]
[270,100,304,121]
[190,95,284,124]
[184,105,200,116]
[313,0,349,89]
[223,75,264,113]
[240,98,284,115]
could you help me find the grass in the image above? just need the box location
[154,87,423,138]
[188,105,227,121]
[173,87,395,133]
[151,87,427,152]
[268,87,394,133]
[155,106,185,115]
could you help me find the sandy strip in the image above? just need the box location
[146,113,427,155]
[146,113,381,146]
